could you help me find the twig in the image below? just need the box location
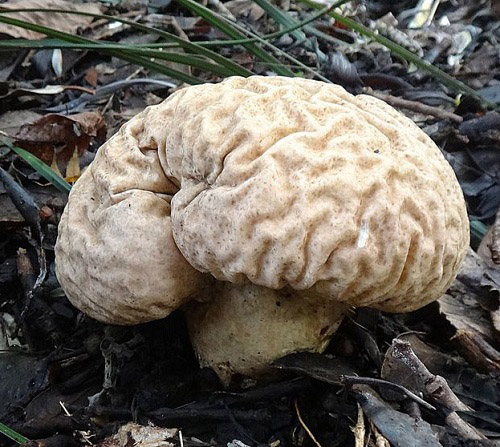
[453,329,500,373]
[385,339,487,440]
[45,79,178,113]
[491,207,500,264]
[294,399,322,447]
[365,88,463,123]
[341,375,436,411]
[370,422,390,447]
[148,407,275,424]
[353,403,365,447]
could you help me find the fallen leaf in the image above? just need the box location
[224,0,265,21]
[0,0,101,40]
[354,386,442,447]
[0,110,41,135]
[478,209,500,269]
[0,351,49,417]
[439,293,495,342]
[14,111,106,176]
[98,422,177,447]
[0,84,96,103]
[453,329,500,374]
[84,66,98,87]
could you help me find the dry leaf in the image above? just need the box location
[15,111,106,175]
[478,209,500,268]
[0,110,41,135]
[98,422,177,447]
[439,293,495,341]
[224,0,265,21]
[84,67,98,87]
[0,0,101,40]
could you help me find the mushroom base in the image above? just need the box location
[185,282,349,385]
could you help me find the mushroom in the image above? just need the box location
[55,76,469,383]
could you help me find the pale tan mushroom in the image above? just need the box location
[55,76,469,382]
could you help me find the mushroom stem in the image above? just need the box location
[185,282,348,385]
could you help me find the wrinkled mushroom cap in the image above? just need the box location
[166,76,469,312]
[55,76,469,359]
[55,114,207,324]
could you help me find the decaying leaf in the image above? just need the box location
[381,339,487,441]
[224,0,265,21]
[478,208,500,268]
[14,111,106,177]
[0,84,95,101]
[493,308,500,334]
[0,110,41,136]
[439,293,495,342]
[443,248,500,344]
[354,386,442,447]
[98,422,177,447]
[0,0,101,40]
[453,329,500,374]
[0,351,50,417]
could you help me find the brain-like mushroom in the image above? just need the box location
[55,76,469,382]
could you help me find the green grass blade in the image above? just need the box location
[0,39,239,77]
[203,7,332,82]
[0,8,253,77]
[253,0,306,41]
[0,421,29,445]
[0,4,347,51]
[298,0,492,106]
[248,0,350,47]
[102,50,235,77]
[0,135,72,194]
[0,15,206,83]
[470,219,487,239]
[176,0,294,77]
[175,0,330,81]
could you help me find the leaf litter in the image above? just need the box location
[0,0,499,446]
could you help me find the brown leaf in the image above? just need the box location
[0,110,42,136]
[478,209,500,268]
[0,0,101,40]
[453,329,500,373]
[439,293,496,342]
[354,386,442,447]
[84,67,98,88]
[14,111,106,174]
[224,0,265,21]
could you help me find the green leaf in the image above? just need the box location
[0,136,72,194]
[0,421,29,445]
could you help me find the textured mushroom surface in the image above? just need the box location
[55,75,468,348]
[55,114,207,324]
[165,76,469,312]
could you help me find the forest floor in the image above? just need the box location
[0,0,499,446]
